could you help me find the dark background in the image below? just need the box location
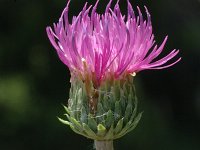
[0,0,200,150]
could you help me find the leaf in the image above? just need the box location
[129,95,138,122]
[102,95,110,112]
[70,124,92,139]
[82,123,97,138]
[104,125,114,140]
[62,104,70,114]
[114,101,122,121]
[124,98,133,124]
[97,124,107,136]
[105,110,114,128]
[116,112,143,139]
[113,81,120,101]
[57,117,71,126]
[127,112,143,133]
[96,103,105,123]
[80,106,87,124]
[119,89,126,112]
[114,118,124,134]
[70,117,83,132]
[88,114,98,132]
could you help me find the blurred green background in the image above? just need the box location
[0,0,200,149]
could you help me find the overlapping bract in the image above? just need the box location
[46,0,181,86]
[58,76,142,140]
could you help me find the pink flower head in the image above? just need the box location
[46,0,181,87]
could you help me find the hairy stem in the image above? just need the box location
[94,140,114,150]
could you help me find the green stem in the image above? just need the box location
[94,140,114,150]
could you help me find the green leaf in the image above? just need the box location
[119,89,126,112]
[116,112,143,139]
[122,82,128,96]
[64,114,82,132]
[80,107,87,124]
[96,103,105,123]
[97,124,107,136]
[82,123,97,138]
[62,104,70,114]
[102,95,110,112]
[109,87,115,110]
[113,81,120,101]
[88,114,98,132]
[114,121,132,139]
[114,118,124,134]
[105,110,114,128]
[104,125,114,140]
[64,114,71,121]
[57,117,71,126]
[129,95,138,122]
[70,124,91,139]
[70,117,83,132]
[127,112,143,132]
[124,98,133,124]
[129,85,135,98]
[114,101,122,121]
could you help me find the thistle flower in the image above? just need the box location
[46,0,181,149]
[46,0,181,87]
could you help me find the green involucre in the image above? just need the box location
[59,77,142,140]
